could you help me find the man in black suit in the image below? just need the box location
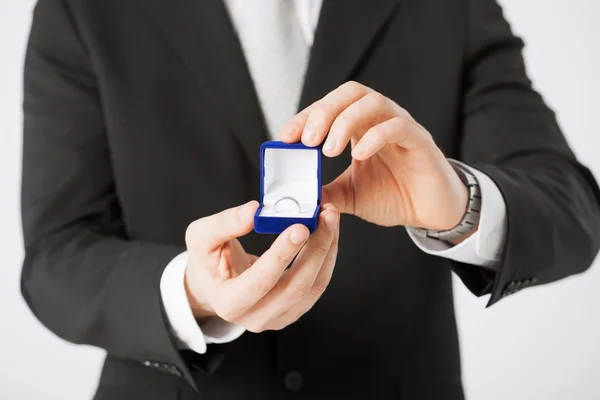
[21,0,600,399]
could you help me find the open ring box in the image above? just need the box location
[254,141,322,234]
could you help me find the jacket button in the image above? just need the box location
[283,370,304,393]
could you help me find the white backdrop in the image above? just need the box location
[1,0,599,399]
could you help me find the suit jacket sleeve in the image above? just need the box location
[451,0,600,306]
[20,0,213,388]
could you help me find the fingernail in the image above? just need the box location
[353,142,366,157]
[290,227,309,244]
[304,125,316,143]
[323,137,336,153]
[324,213,338,232]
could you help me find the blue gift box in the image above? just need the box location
[254,141,322,234]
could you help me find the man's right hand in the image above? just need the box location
[184,201,339,333]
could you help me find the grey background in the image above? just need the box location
[1,0,599,398]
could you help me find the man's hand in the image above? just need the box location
[279,81,470,232]
[184,201,339,333]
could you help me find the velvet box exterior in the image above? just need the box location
[254,141,322,234]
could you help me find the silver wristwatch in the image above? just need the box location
[409,162,481,242]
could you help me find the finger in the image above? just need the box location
[278,104,313,143]
[186,200,259,252]
[323,91,398,157]
[322,170,355,215]
[351,116,431,160]
[238,208,338,331]
[266,205,341,330]
[279,81,372,146]
[218,239,252,279]
[308,205,339,298]
[227,224,310,314]
[276,207,338,303]
[301,82,372,147]
[282,204,339,308]
[276,229,340,330]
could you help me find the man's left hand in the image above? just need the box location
[280,81,471,232]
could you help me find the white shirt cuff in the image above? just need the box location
[406,161,507,270]
[159,251,246,354]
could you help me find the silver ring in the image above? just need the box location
[274,196,301,214]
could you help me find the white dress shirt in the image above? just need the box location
[160,0,508,355]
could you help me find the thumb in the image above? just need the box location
[186,200,259,252]
[322,171,354,215]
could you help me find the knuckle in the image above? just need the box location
[214,306,240,323]
[218,309,237,323]
[309,282,329,297]
[217,208,232,226]
[314,102,335,119]
[420,127,435,144]
[392,116,407,130]
[343,80,366,97]
[288,282,311,301]
[247,278,269,296]
[369,123,386,138]
[275,252,294,266]
[214,300,245,322]
[245,321,268,334]
[233,204,244,221]
[269,316,298,331]
[367,91,387,107]
[269,321,288,331]
[287,118,304,134]
[334,112,353,133]
[313,242,330,257]
[421,145,441,165]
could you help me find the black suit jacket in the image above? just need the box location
[21,0,600,399]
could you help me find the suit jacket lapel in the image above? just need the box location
[137,0,399,169]
[138,0,268,169]
[299,0,400,109]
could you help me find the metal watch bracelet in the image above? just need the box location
[408,163,481,242]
